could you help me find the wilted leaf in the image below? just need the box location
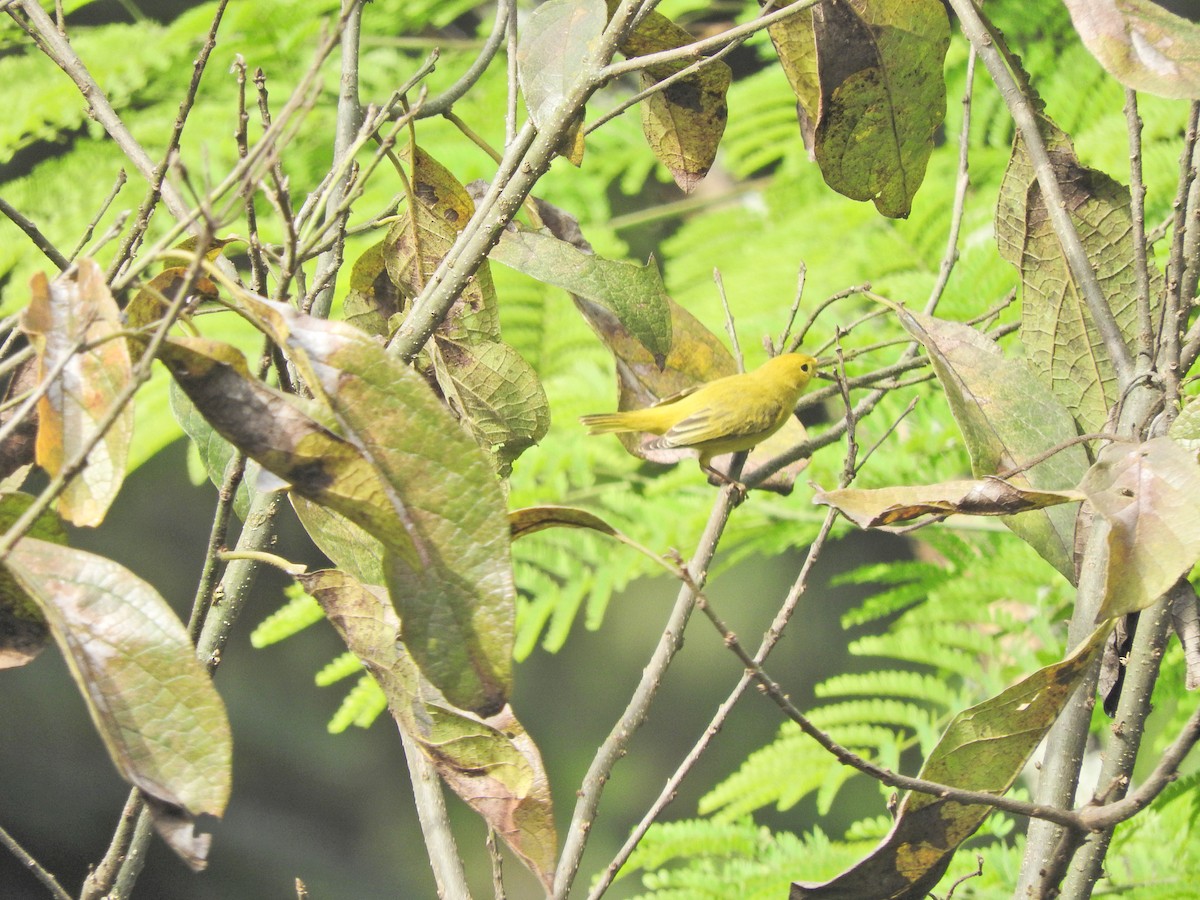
[814,478,1085,528]
[124,267,219,332]
[384,145,500,343]
[891,306,1089,580]
[518,0,606,147]
[792,622,1112,899]
[20,260,133,526]
[4,537,231,869]
[611,0,731,192]
[771,0,950,217]
[430,335,550,472]
[1078,437,1200,620]
[490,227,673,365]
[190,299,516,715]
[1064,0,1200,99]
[303,570,556,891]
[0,357,39,485]
[509,504,619,540]
[343,241,404,338]
[996,116,1154,433]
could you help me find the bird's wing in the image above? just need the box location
[651,383,704,408]
[661,401,778,448]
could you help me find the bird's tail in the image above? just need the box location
[580,408,662,435]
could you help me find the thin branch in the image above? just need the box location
[1125,90,1154,363]
[0,196,71,271]
[69,169,127,263]
[947,0,1134,388]
[925,45,975,316]
[587,509,840,898]
[714,269,743,371]
[0,823,71,900]
[791,282,873,352]
[774,264,807,355]
[415,0,509,119]
[552,480,743,899]
[11,0,192,221]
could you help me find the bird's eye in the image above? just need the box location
[802,363,812,372]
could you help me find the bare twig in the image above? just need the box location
[925,45,975,315]
[714,269,743,371]
[416,0,509,119]
[552,480,743,899]
[587,509,840,898]
[0,196,70,271]
[0,823,71,900]
[69,169,127,263]
[774,264,807,355]
[1125,90,1154,363]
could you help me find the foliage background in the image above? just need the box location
[1,0,1197,897]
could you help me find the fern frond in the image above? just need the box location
[250,583,324,648]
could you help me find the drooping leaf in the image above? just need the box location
[292,496,387,588]
[995,116,1154,433]
[891,306,1089,580]
[185,298,516,715]
[490,227,673,366]
[1063,0,1200,99]
[1169,580,1200,690]
[1078,437,1200,620]
[430,335,550,473]
[3,537,231,869]
[792,622,1112,899]
[303,570,555,891]
[610,0,731,192]
[20,260,133,526]
[770,0,950,217]
[815,478,1085,529]
[168,380,253,521]
[517,0,606,145]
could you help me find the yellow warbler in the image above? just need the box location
[580,352,818,471]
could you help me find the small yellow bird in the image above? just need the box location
[580,352,819,473]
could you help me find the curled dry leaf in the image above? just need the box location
[814,478,1086,529]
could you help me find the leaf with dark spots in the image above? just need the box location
[769,0,949,217]
[344,241,404,338]
[383,144,500,343]
[607,0,731,192]
[793,623,1111,899]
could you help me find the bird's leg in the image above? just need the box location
[701,453,749,505]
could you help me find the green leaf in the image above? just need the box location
[771,0,950,218]
[209,298,516,716]
[3,537,231,870]
[0,492,66,668]
[20,260,132,526]
[517,0,606,133]
[342,240,404,338]
[303,569,556,892]
[1078,437,1200,620]
[1064,0,1200,99]
[792,622,1112,899]
[169,380,252,521]
[430,335,551,474]
[995,115,1153,433]
[490,227,673,365]
[508,504,619,540]
[890,306,1089,581]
